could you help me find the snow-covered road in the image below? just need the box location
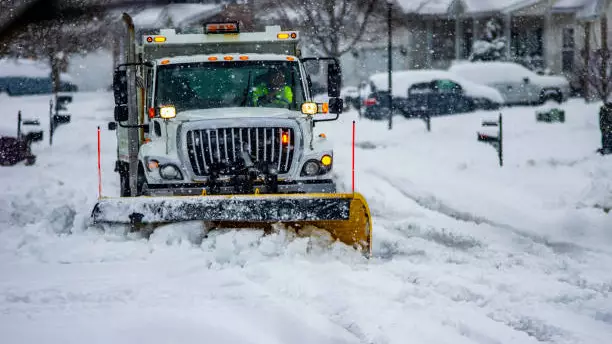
[1,91,611,344]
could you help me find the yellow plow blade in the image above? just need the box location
[91,192,372,255]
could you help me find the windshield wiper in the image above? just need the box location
[240,71,252,107]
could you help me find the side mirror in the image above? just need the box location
[113,69,128,105]
[328,98,343,114]
[114,104,129,122]
[108,122,117,131]
[327,63,341,98]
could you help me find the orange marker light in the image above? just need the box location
[224,55,234,61]
[286,56,295,61]
[208,56,218,61]
[154,36,166,42]
[205,22,239,34]
[321,102,329,113]
[160,59,170,65]
[277,33,290,39]
[239,55,249,60]
[147,160,159,170]
[281,132,289,145]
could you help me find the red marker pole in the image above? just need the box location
[97,126,102,199]
[352,120,355,193]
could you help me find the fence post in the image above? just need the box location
[498,113,503,167]
[17,111,22,138]
[49,99,54,146]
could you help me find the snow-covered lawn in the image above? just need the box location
[1,92,611,344]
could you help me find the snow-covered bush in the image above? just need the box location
[469,18,507,62]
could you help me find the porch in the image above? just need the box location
[410,14,549,71]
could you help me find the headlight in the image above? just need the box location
[301,160,320,176]
[159,164,183,180]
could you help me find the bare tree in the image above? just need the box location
[578,14,611,102]
[259,0,382,58]
[576,13,612,153]
[0,14,113,93]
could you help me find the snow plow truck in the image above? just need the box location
[91,14,372,255]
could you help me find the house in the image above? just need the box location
[345,0,612,96]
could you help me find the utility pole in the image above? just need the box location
[387,0,393,130]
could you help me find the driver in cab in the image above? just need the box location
[251,69,293,108]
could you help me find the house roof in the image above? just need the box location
[395,0,545,15]
[395,0,607,17]
[575,0,606,20]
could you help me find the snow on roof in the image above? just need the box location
[553,0,593,10]
[395,0,598,15]
[132,3,222,29]
[464,0,543,13]
[575,0,605,20]
[395,0,452,15]
[395,0,544,14]
[0,59,73,81]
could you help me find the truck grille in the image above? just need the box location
[185,127,296,177]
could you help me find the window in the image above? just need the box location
[433,79,462,93]
[432,20,455,61]
[155,61,305,113]
[562,28,575,72]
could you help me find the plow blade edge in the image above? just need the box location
[91,193,372,254]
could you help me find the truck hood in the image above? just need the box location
[177,107,302,121]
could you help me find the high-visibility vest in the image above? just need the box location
[252,85,293,106]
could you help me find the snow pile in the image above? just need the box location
[1,90,611,343]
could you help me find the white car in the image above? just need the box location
[448,61,571,106]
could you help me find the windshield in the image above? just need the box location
[155,60,305,112]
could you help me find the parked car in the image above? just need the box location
[341,86,360,110]
[448,61,571,106]
[361,69,504,120]
[0,58,78,96]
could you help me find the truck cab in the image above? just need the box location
[111,22,343,197]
